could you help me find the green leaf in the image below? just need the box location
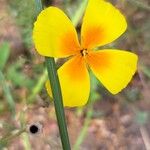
[6,60,34,89]
[0,42,10,70]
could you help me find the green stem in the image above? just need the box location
[0,70,15,115]
[35,0,43,15]
[45,57,71,150]
[0,128,26,145]
[34,1,71,149]
[27,69,47,104]
[71,0,88,26]
[73,107,93,150]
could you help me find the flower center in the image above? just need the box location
[80,49,88,57]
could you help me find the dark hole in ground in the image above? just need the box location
[29,124,39,134]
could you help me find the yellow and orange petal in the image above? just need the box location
[87,50,138,94]
[46,55,90,107]
[33,7,81,58]
[81,0,127,49]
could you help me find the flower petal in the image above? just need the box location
[81,0,127,49]
[33,7,81,58]
[87,50,138,94]
[46,55,90,107]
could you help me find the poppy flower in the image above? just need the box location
[33,0,138,107]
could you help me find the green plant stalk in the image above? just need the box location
[0,128,26,145]
[21,132,31,150]
[0,70,15,115]
[71,0,88,26]
[45,57,71,150]
[19,102,31,150]
[35,0,43,15]
[34,0,71,149]
[73,108,93,150]
[27,69,47,104]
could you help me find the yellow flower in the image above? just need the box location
[33,0,138,107]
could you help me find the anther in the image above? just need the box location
[80,49,88,56]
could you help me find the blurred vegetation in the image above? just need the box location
[9,0,36,48]
[0,0,150,149]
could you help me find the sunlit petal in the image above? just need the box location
[87,50,138,94]
[46,55,90,107]
[33,7,81,58]
[81,0,127,49]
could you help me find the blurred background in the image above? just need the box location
[0,0,150,149]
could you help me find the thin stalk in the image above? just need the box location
[0,128,26,145]
[35,0,43,15]
[73,107,93,150]
[21,132,32,150]
[0,70,15,115]
[34,1,71,149]
[45,57,71,150]
[27,69,47,104]
[71,0,88,27]
[19,101,31,150]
